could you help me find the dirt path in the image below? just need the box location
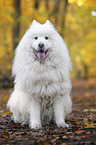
[0,79,96,145]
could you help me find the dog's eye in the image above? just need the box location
[45,36,49,40]
[34,36,38,40]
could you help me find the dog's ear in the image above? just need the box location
[32,20,39,25]
[45,20,55,29]
[45,20,52,25]
[30,20,40,28]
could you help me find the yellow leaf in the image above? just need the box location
[90,108,96,112]
[83,119,96,128]
[84,123,96,128]
[0,111,10,116]
[75,130,84,134]
[83,108,96,112]
[82,109,89,112]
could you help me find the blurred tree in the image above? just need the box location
[34,0,39,9]
[53,0,60,24]
[65,0,96,78]
[0,0,13,79]
[61,0,68,36]
[13,0,21,50]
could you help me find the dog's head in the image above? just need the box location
[27,20,57,61]
[13,20,72,77]
[15,20,72,71]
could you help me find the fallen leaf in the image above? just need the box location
[74,136,81,141]
[75,130,84,134]
[84,85,89,90]
[82,109,89,112]
[90,108,96,112]
[0,111,10,116]
[83,109,96,112]
[86,131,91,135]
[84,122,96,128]
[85,92,91,97]
[61,143,67,145]
[62,135,68,139]
[1,130,10,139]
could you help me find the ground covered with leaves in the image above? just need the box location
[0,79,96,145]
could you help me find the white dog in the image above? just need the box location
[7,20,72,129]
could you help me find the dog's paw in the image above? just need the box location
[56,121,69,128]
[30,122,42,129]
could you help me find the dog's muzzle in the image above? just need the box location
[35,42,49,60]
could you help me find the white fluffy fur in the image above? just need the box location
[7,20,72,129]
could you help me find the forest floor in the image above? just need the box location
[0,79,96,145]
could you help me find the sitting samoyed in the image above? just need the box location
[7,20,72,129]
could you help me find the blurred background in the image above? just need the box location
[0,0,96,88]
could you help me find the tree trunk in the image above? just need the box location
[45,0,49,10]
[84,64,88,79]
[13,0,21,50]
[60,0,68,36]
[53,0,60,25]
[34,0,40,9]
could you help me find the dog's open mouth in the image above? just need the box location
[35,49,49,60]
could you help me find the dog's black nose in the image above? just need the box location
[38,42,44,48]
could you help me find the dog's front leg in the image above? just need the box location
[53,96,69,128]
[30,97,41,129]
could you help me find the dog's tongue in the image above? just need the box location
[38,52,45,60]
